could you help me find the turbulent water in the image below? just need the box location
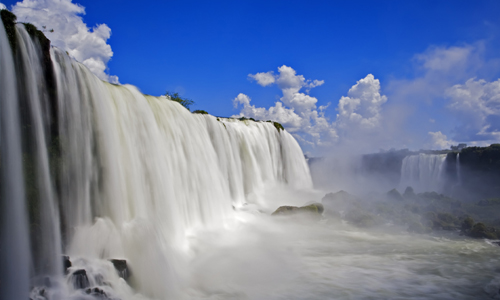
[2,17,500,300]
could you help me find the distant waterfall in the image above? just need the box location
[0,18,312,299]
[400,154,447,193]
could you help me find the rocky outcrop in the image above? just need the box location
[271,203,324,217]
[109,259,130,280]
[386,188,404,201]
[70,269,90,289]
[63,255,71,274]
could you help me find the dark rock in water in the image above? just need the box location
[271,203,323,218]
[110,259,130,280]
[386,188,404,201]
[85,287,108,299]
[71,269,90,289]
[63,255,72,274]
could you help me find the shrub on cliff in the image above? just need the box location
[192,110,208,114]
[165,91,194,110]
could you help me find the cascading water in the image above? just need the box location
[4,13,500,300]
[400,153,447,193]
[0,16,312,300]
[0,17,30,300]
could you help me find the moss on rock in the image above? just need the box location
[271,203,324,218]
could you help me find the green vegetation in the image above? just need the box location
[271,203,324,218]
[469,222,498,239]
[192,110,208,114]
[238,116,256,122]
[165,91,194,111]
[267,121,284,132]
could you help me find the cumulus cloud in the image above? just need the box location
[233,93,303,132]
[427,131,454,149]
[235,66,390,152]
[0,3,6,9]
[446,78,500,142]
[248,71,275,87]
[335,74,387,131]
[235,66,336,149]
[10,0,118,83]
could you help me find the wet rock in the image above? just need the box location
[85,287,109,299]
[299,203,324,214]
[272,205,299,215]
[271,203,323,218]
[110,259,130,280]
[62,255,71,274]
[71,269,90,289]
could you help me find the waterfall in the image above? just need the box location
[400,153,447,193]
[0,17,30,300]
[0,17,312,299]
[456,153,461,185]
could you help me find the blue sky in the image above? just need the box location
[2,0,500,154]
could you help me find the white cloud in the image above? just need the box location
[11,0,118,83]
[427,131,454,149]
[233,93,251,107]
[446,77,500,142]
[248,71,275,87]
[235,66,391,153]
[335,74,387,131]
[0,3,6,9]
[383,42,500,149]
[232,93,303,132]
[415,45,475,72]
[234,66,336,150]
